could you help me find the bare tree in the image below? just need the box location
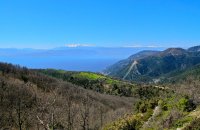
[80,94,91,130]
[65,95,78,130]
[36,91,57,130]
[14,85,33,130]
[99,106,104,128]
[16,97,23,130]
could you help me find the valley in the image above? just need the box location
[1,46,200,130]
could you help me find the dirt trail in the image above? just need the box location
[142,106,161,129]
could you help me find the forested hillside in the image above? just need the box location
[0,62,137,130]
[2,45,200,130]
[36,69,138,96]
[105,46,200,83]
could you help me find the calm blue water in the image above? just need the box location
[0,56,119,72]
[0,47,165,72]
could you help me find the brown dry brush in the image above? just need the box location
[0,63,134,130]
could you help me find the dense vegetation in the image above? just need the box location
[105,46,200,83]
[37,69,137,96]
[103,90,199,130]
[0,62,136,130]
[163,64,200,83]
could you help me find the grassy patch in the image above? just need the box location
[72,72,105,80]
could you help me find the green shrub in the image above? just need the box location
[184,118,200,130]
[174,116,193,127]
[177,97,196,112]
[103,114,143,130]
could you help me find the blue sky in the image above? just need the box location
[0,0,200,49]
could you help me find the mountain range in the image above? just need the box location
[104,45,200,83]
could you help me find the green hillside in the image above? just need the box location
[103,94,199,130]
[164,64,200,82]
[37,69,137,96]
[105,47,200,83]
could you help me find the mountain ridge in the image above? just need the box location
[104,45,200,83]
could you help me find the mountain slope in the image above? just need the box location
[0,62,136,130]
[36,69,138,96]
[104,50,160,81]
[162,64,200,82]
[188,45,200,52]
[104,46,200,83]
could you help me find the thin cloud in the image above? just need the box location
[123,45,165,48]
[65,44,95,48]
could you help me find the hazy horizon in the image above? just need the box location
[0,46,165,72]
